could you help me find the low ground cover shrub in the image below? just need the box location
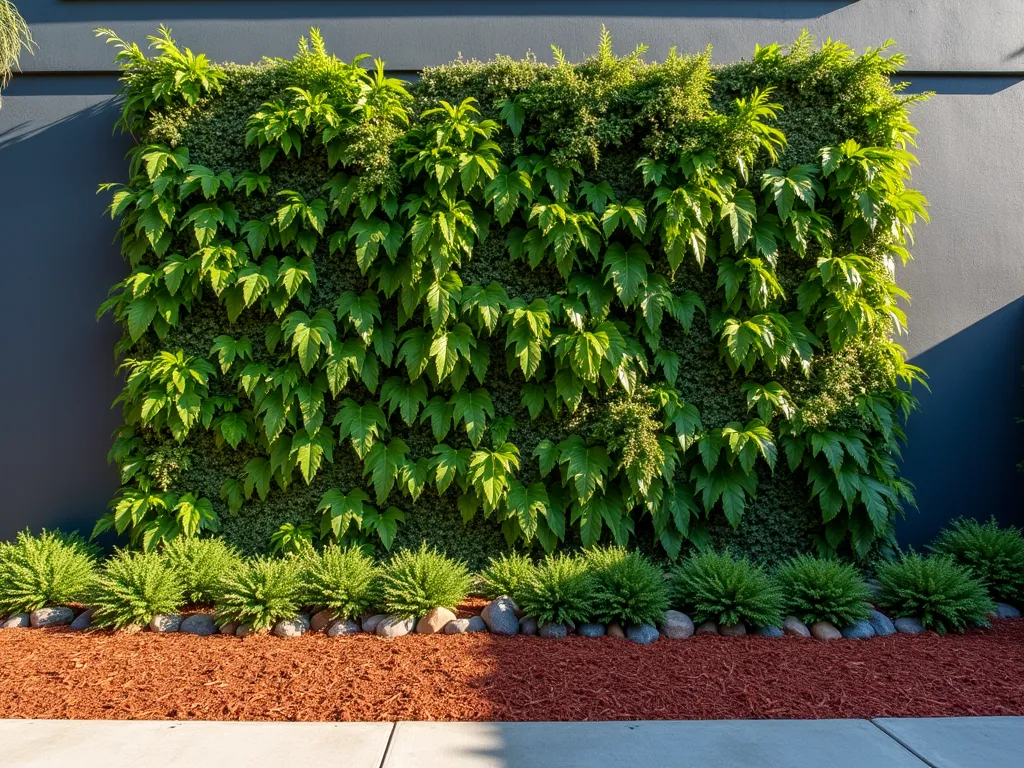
[587,547,668,627]
[479,553,535,601]
[518,554,595,626]
[89,550,183,629]
[929,518,1024,604]
[162,536,240,604]
[669,551,782,628]
[300,545,379,619]
[775,555,870,626]
[377,545,473,619]
[0,530,95,615]
[877,552,995,635]
[215,556,301,631]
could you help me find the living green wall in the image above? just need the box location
[97,28,928,567]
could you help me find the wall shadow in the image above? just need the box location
[36,0,859,23]
[0,80,131,540]
[896,297,1024,548]
[901,75,1024,96]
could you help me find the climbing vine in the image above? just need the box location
[96,26,928,561]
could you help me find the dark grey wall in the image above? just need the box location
[2,1,1021,546]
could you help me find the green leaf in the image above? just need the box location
[317,487,372,540]
[431,443,472,495]
[486,169,532,226]
[216,412,249,449]
[520,383,549,420]
[429,323,475,382]
[380,376,428,426]
[127,296,158,341]
[601,199,647,238]
[655,349,680,386]
[281,309,336,374]
[420,396,455,442]
[468,442,520,509]
[335,290,381,341]
[363,438,409,505]
[362,506,405,551]
[451,388,495,448]
[333,398,387,458]
[558,436,612,504]
[209,335,252,374]
[461,282,508,334]
[291,427,334,483]
[498,98,526,137]
[721,188,757,249]
[220,478,244,515]
[810,430,846,474]
[506,480,548,541]
[174,493,217,537]
[602,242,650,306]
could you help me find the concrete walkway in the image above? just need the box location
[0,717,1021,767]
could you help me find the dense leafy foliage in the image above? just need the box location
[299,544,379,619]
[775,554,871,626]
[162,536,240,603]
[587,546,669,626]
[929,518,1024,604]
[377,544,473,618]
[214,556,301,630]
[479,552,535,601]
[0,530,96,614]
[877,553,995,635]
[669,551,783,628]
[97,25,928,565]
[89,550,184,629]
[518,553,596,625]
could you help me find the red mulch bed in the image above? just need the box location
[1,620,1023,722]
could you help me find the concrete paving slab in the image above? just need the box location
[874,716,1024,768]
[383,719,928,768]
[0,719,395,768]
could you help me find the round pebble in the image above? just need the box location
[538,622,568,639]
[626,623,660,644]
[840,619,875,640]
[868,610,896,637]
[894,617,926,634]
[660,610,694,639]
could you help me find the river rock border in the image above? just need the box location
[2,598,1021,643]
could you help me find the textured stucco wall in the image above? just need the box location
[1,0,1021,545]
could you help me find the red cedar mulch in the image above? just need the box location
[1,619,1023,722]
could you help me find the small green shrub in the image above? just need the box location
[0,530,96,614]
[518,554,595,626]
[299,545,378,620]
[377,545,473,619]
[479,553,535,601]
[162,536,240,604]
[929,518,1024,604]
[587,546,668,627]
[775,555,871,626]
[214,556,301,631]
[89,550,184,629]
[878,552,996,634]
[669,551,783,628]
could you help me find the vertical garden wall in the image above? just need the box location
[92,26,927,566]
[0,1,1022,552]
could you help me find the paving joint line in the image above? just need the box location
[869,719,937,768]
[378,721,398,768]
